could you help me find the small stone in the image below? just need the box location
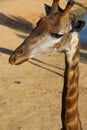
[14,81,21,84]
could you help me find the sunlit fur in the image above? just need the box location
[61,31,82,130]
[9,0,85,130]
[9,1,73,65]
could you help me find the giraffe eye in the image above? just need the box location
[51,33,63,38]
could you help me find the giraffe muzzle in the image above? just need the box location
[9,54,29,65]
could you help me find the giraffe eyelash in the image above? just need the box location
[51,33,64,38]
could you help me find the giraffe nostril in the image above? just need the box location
[15,49,24,56]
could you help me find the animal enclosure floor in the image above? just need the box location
[0,0,87,130]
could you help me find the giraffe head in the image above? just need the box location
[9,0,85,65]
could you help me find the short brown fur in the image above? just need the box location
[9,0,85,130]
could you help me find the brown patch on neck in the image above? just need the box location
[61,36,82,129]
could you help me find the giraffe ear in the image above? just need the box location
[44,3,64,15]
[73,20,86,32]
[44,4,51,15]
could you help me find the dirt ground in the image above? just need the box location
[0,0,87,130]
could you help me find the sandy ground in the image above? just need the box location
[0,0,87,130]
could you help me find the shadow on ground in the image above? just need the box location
[0,47,63,77]
[0,13,87,64]
[0,13,34,34]
[0,48,13,55]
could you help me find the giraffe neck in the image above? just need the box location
[61,32,82,130]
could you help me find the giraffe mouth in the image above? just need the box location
[9,53,29,65]
[15,58,29,65]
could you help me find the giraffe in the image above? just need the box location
[9,0,85,129]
